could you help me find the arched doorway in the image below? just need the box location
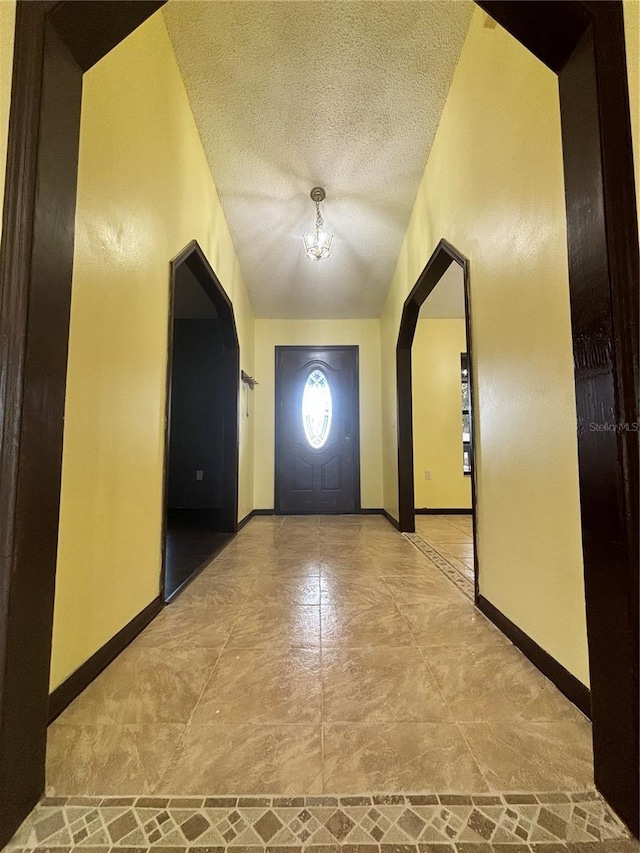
[162,240,240,600]
[396,241,478,598]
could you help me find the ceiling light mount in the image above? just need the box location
[303,186,333,261]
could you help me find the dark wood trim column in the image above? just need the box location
[0,5,81,837]
[0,3,165,846]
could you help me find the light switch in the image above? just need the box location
[196,470,204,481]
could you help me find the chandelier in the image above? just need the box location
[303,187,333,261]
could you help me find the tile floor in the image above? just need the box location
[45,514,594,799]
[8,514,637,852]
[415,514,475,581]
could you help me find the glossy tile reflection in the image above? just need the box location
[46,514,593,799]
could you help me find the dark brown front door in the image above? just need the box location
[275,346,360,513]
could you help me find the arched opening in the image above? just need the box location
[162,241,239,600]
[396,241,478,602]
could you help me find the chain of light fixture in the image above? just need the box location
[303,187,333,260]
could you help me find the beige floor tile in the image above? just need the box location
[322,647,449,723]
[281,515,320,528]
[179,572,257,606]
[223,534,279,553]
[323,722,488,792]
[321,603,416,647]
[320,556,385,578]
[400,597,509,647]
[441,515,474,532]
[319,513,377,525]
[383,551,443,571]
[441,549,474,565]
[133,604,242,650]
[192,647,321,724]
[367,540,427,560]
[320,574,394,605]
[267,529,322,545]
[258,556,323,577]
[55,647,220,725]
[414,519,461,533]
[318,520,369,534]
[318,531,368,546]
[248,575,321,605]
[440,549,475,572]
[277,528,322,543]
[439,554,475,580]
[383,573,461,604]
[372,556,442,579]
[241,517,284,536]
[319,541,370,560]
[245,515,284,526]
[216,541,281,562]
[459,720,594,790]
[226,603,321,648]
[205,553,263,574]
[427,532,473,545]
[46,723,184,796]
[441,543,475,558]
[425,644,588,723]
[156,724,323,795]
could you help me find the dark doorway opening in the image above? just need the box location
[162,241,240,601]
[275,346,361,514]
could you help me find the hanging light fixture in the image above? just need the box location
[303,186,333,260]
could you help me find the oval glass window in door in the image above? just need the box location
[302,369,332,449]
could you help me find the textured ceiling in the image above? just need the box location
[163,1,473,319]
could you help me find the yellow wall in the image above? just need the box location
[413,319,471,510]
[50,13,254,690]
[253,320,383,509]
[624,0,639,226]
[381,8,589,684]
[0,0,15,241]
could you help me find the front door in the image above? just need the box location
[275,346,360,513]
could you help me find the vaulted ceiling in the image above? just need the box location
[163,1,473,319]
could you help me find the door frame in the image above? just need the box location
[161,240,240,602]
[274,345,361,514]
[396,240,479,597]
[0,2,167,843]
[0,0,637,845]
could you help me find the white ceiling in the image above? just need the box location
[163,1,473,319]
[420,261,465,318]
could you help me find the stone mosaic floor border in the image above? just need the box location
[6,791,634,852]
[404,533,474,600]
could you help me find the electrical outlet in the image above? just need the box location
[196,470,204,481]
[425,470,432,480]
